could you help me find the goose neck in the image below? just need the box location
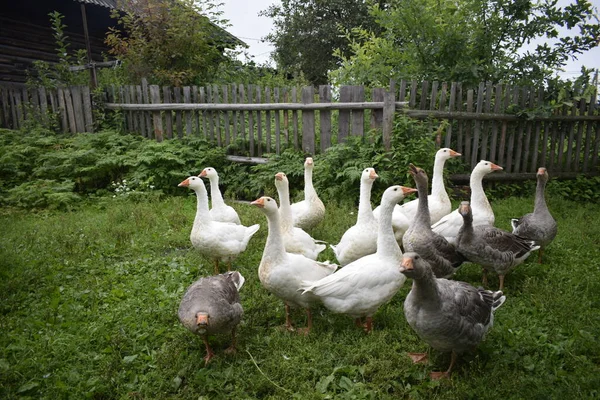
[431,157,449,201]
[304,167,317,201]
[413,178,431,227]
[262,211,287,265]
[411,270,441,305]
[192,185,211,229]
[376,197,401,258]
[534,177,549,213]
[469,170,491,211]
[208,176,225,208]
[357,179,375,224]
[276,184,294,232]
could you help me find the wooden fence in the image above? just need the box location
[1,79,599,178]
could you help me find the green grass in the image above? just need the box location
[1,193,599,399]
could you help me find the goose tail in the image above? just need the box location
[491,290,506,312]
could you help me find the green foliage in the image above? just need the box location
[1,194,599,398]
[485,175,600,203]
[331,0,600,88]
[105,0,239,86]
[0,129,233,209]
[261,0,387,85]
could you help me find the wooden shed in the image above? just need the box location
[0,0,246,83]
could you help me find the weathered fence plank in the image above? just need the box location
[183,86,192,137]
[274,87,280,154]
[302,86,315,154]
[247,85,254,155]
[464,89,474,166]
[320,85,332,152]
[582,90,597,172]
[162,86,173,139]
[223,85,231,146]
[213,85,222,147]
[149,85,163,142]
[265,87,272,153]
[256,85,262,157]
[352,85,365,138]
[82,85,93,133]
[338,86,352,142]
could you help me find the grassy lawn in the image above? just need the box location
[1,193,599,399]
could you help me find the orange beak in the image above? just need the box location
[459,202,471,214]
[306,158,314,166]
[199,169,207,177]
[400,257,414,272]
[178,178,190,187]
[275,172,284,181]
[401,187,418,195]
[369,169,378,180]
[251,198,265,208]
[490,163,503,171]
[449,149,461,157]
[196,314,208,326]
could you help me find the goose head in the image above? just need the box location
[436,148,461,162]
[304,157,314,169]
[458,201,473,224]
[399,252,431,279]
[195,312,210,334]
[178,175,205,191]
[224,271,245,291]
[537,167,549,183]
[381,185,417,205]
[199,167,219,180]
[408,163,429,189]
[362,167,378,183]
[251,196,279,215]
[274,172,289,192]
[472,160,503,178]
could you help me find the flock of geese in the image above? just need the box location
[176,150,557,379]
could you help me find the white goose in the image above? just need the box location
[179,176,260,274]
[200,167,241,224]
[291,157,326,230]
[300,185,415,333]
[431,160,503,245]
[251,196,337,334]
[330,168,379,266]
[373,148,460,242]
[274,172,326,260]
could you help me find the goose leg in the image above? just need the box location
[227,261,232,271]
[284,303,295,332]
[224,327,237,355]
[203,336,215,364]
[538,248,544,264]
[213,260,220,275]
[430,351,457,380]
[499,275,505,291]
[364,317,373,333]
[355,318,363,328]
[297,308,312,336]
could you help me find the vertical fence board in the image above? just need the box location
[247,85,254,155]
[444,82,457,148]
[255,85,262,156]
[479,82,492,160]
[1,88,11,128]
[505,87,520,173]
[517,88,533,172]
[38,87,48,125]
[149,85,163,142]
[238,84,246,151]
[63,87,77,134]
[489,83,502,162]
[456,83,464,154]
[582,91,597,172]
[320,85,332,152]
[129,86,140,134]
[398,79,407,102]
[564,100,578,171]
[498,86,511,168]
[291,87,299,149]
[592,119,600,171]
[436,82,447,147]
[192,86,201,137]
[338,86,352,142]
[464,89,474,166]
[572,98,587,171]
[352,85,365,137]
[529,88,544,171]
[213,85,222,147]
[173,87,183,139]
[382,89,395,152]
[409,80,418,108]
[470,82,485,167]
[183,86,192,137]
[162,86,173,139]
[371,87,384,130]
[205,86,214,142]
[57,88,68,132]
[274,87,280,154]
[555,105,569,171]
[282,88,289,146]
[302,86,315,154]
[141,78,153,138]
[229,85,236,142]
[223,85,231,146]
[82,86,93,133]
[265,87,272,153]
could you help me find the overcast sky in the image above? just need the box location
[221,0,600,81]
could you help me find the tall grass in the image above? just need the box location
[1,193,599,399]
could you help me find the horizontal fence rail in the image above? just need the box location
[1,79,599,178]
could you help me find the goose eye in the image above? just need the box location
[444,149,447,152]
[394,188,398,191]
[485,163,489,165]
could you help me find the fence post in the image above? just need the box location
[382,87,396,152]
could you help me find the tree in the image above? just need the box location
[105,0,240,86]
[261,0,388,85]
[330,0,600,88]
